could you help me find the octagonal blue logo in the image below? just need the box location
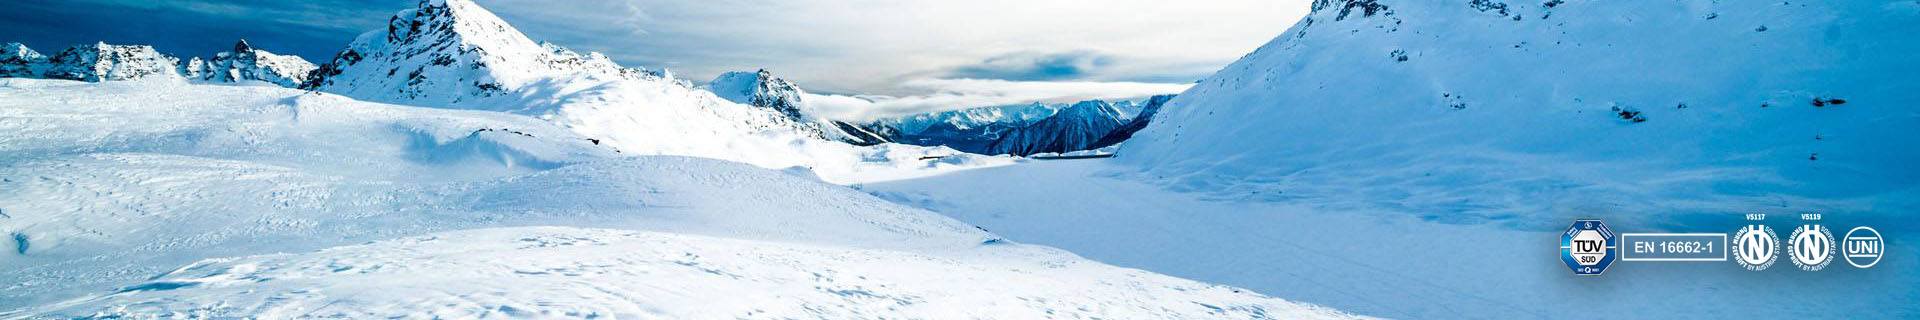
[1561,219,1617,275]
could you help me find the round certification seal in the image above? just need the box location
[1788,224,1835,271]
[1730,224,1778,271]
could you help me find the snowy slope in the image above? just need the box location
[41,42,180,82]
[854,1,1920,318]
[0,79,1359,318]
[182,40,317,87]
[986,100,1128,156]
[861,160,1920,319]
[1123,0,1920,225]
[26,226,1356,319]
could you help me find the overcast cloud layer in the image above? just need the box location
[0,0,1309,117]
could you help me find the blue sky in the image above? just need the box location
[1,0,1307,113]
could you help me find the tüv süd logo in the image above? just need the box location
[1560,219,1616,275]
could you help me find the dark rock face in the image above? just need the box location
[1092,94,1176,148]
[0,42,46,77]
[985,100,1130,156]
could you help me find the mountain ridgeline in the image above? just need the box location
[859,95,1174,156]
[0,0,1177,157]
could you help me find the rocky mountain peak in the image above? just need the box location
[0,42,46,77]
[43,42,180,82]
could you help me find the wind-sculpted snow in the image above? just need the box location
[1122,0,1920,228]
[0,79,1357,318]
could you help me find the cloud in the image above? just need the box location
[805,78,1192,122]
[946,51,1115,81]
[484,0,1311,94]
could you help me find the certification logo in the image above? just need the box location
[1843,226,1883,269]
[1788,224,1836,271]
[1561,219,1616,275]
[1730,225,1778,271]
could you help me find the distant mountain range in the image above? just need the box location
[0,0,1174,159]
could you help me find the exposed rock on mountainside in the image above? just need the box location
[1092,94,1175,148]
[181,39,317,87]
[303,0,657,105]
[986,100,1128,156]
[0,42,46,77]
[708,69,890,145]
[42,42,180,82]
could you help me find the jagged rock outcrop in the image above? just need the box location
[709,69,890,145]
[183,40,317,87]
[304,0,660,106]
[42,42,180,82]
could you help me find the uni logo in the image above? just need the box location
[1844,226,1884,268]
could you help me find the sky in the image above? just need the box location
[0,0,1310,118]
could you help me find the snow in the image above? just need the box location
[24,226,1356,319]
[298,0,1007,184]
[858,1,1919,318]
[861,159,1920,319]
[1122,0,1920,227]
[41,42,181,82]
[186,40,317,87]
[0,78,1359,319]
[985,100,1127,156]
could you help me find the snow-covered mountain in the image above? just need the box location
[874,102,1063,135]
[298,0,990,183]
[0,78,1361,319]
[303,0,652,105]
[0,42,45,77]
[864,102,1063,153]
[708,69,891,145]
[985,100,1129,156]
[41,42,180,82]
[1125,1,1919,228]
[1092,94,1175,148]
[862,97,1163,156]
[180,39,316,87]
